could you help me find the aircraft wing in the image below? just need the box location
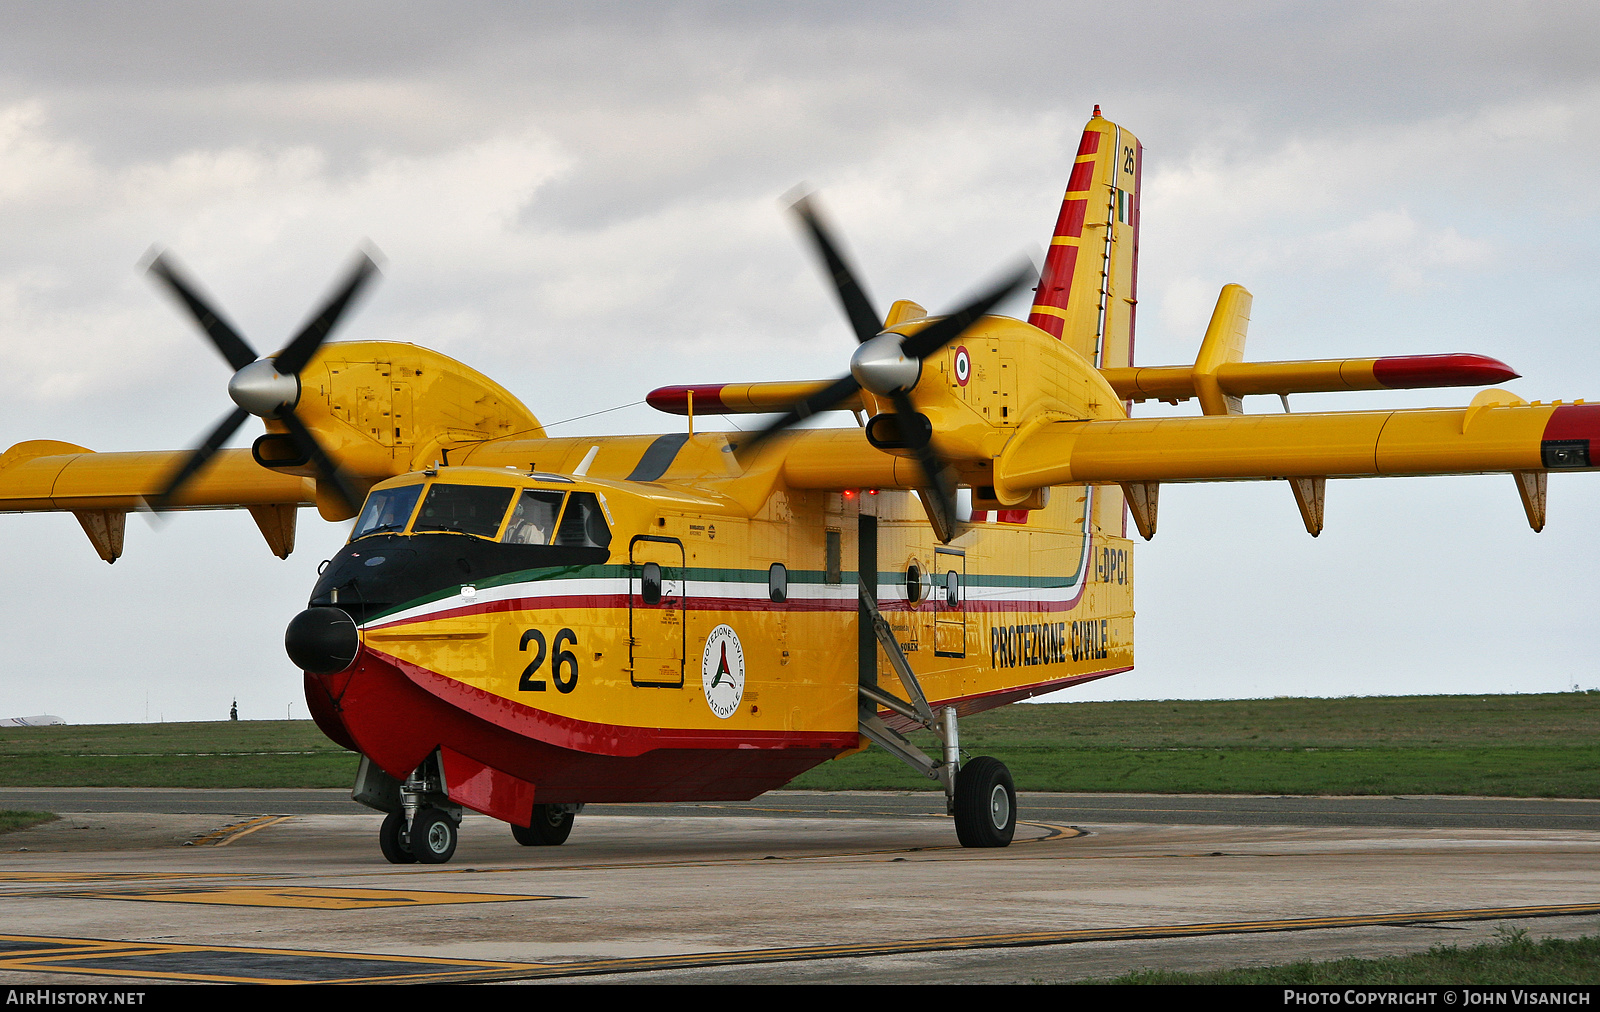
[0,440,315,561]
[992,397,1600,535]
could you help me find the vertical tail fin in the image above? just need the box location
[1029,107,1142,372]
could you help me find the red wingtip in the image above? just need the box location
[1092,104,1102,118]
[1371,353,1520,389]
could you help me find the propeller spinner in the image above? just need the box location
[742,195,1034,543]
[144,251,379,514]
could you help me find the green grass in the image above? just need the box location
[0,720,357,788]
[787,693,1600,796]
[1082,928,1600,985]
[1,693,1597,796]
[0,810,58,834]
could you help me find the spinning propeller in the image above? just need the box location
[742,195,1035,543]
[144,251,379,514]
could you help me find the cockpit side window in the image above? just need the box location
[351,485,424,540]
[412,484,517,539]
[503,490,566,545]
[554,491,612,549]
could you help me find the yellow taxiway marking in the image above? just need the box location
[187,814,293,846]
[53,886,563,909]
[4,901,1598,984]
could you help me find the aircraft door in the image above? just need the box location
[934,546,966,658]
[630,536,685,687]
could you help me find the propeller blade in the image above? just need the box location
[277,409,362,514]
[790,195,883,345]
[148,405,250,511]
[891,390,958,543]
[147,254,259,371]
[273,252,381,375]
[900,260,1036,362]
[735,373,863,456]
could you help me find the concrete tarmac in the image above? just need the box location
[0,793,1596,984]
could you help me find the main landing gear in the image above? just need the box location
[511,803,583,846]
[856,587,1017,848]
[952,756,1017,848]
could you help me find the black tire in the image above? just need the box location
[412,807,458,864]
[511,804,574,846]
[953,756,1016,848]
[379,812,416,864]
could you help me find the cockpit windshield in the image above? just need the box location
[554,491,612,549]
[350,481,612,549]
[412,484,516,538]
[502,490,565,545]
[351,485,423,540]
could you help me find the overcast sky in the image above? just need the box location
[1,3,1597,724]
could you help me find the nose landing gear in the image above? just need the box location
[378,811,416,864]
[354,754,465,865]
[411,807,458,864]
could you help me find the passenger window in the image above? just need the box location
[768,563,788,603]
[641,562,663,605]
[413,484,516,539]
[945,570,960,608]
[503,490,565,545]
[554,491,612,549]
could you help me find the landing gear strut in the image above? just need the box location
[856,585,1016,848]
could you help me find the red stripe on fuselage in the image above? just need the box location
[366,644,855,756]
[364,587,1098,632]
[310,651,852,806]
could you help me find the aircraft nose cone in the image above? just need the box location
[285,606,360,674]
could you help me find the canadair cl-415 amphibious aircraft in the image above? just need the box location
[1,108,1592,863]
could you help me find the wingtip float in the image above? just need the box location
[1,108,1593,862]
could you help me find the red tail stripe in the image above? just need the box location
[1066,160,1095,193]
[1076,131,1101,156]
[1059,199,1089,239]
